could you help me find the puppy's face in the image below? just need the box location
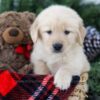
[31,6,86,54]
[39,20,78,54]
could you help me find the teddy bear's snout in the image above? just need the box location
[2,27,24,44]
[9,28,19,37]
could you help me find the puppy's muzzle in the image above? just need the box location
[53,43,63,53]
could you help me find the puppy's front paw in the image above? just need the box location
[54,71,72,90]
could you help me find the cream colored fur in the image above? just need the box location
[30,5,90,90]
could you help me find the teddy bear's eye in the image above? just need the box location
[46,30,52,35]
[16,25,20,28]
[64,30,70,35]
[6,25,10,27]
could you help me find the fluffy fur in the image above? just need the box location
[30,5,90,90]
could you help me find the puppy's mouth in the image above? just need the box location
[53,49,63,53]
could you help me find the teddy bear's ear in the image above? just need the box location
[20,12,36,24]
[0,11,20,18]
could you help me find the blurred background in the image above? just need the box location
[0,0,100,100]
[0,0,100,30]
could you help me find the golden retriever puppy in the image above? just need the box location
[30,5,90,90]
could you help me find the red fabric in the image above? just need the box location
[0,70,17,96]
[15,44,32,60]
[0,69,77,100]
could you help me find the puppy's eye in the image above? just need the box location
[46,30,52,35]
[64,30,70,35]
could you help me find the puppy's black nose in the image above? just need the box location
[53,43,63,52]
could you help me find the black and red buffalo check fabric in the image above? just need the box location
[0,69,79,100]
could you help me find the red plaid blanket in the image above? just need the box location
[0,69,79,100]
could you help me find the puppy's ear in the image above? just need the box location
[30,19,39,43]
[77,22,86,46]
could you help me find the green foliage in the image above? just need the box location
[0,0,99,30]
[90,63,100,92]
[79,4,100,31]
[88,57,100,100]
[0,0,13,12]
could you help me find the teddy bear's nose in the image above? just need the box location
[9,29,19,37]
[2,27,24,44]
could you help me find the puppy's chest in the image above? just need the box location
[46,56,66,74]
[49,62,62,74]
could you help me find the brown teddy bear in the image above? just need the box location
[0,11,35,73]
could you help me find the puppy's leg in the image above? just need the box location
[33,60,50,75]
[54,67,72,90]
